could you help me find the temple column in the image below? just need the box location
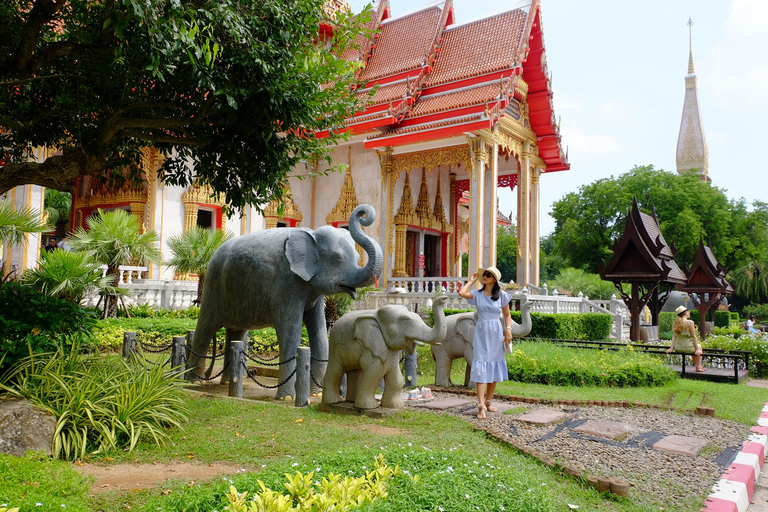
[449,173,457,276]
[484,138,499,268]
[516,142,531,286]
[377,147,394,286]
[467,135,489,274]
[393,224,408,277]
[530,168,541,286]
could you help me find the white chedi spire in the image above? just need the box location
[676,18,709,180]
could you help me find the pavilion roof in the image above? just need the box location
[600,197,686,284]
[679,239,734,294]
[335,0,568,172]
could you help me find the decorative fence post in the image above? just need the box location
[228,336,246,398]
[171,336,186,371]
[295,347,311,407]
[122,332,136,360]
[404,350,418,389]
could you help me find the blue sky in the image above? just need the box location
[348,0,768,235]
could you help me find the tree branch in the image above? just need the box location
[0,74,74,87]
[15,0,68,72]
[0,150,104,195]
[119,129,209,147]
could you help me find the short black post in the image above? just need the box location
[171,336,186,371]
[228,338,245,398]
[404,349,418,389]
[295,347,311,407]
[122,331,136,360]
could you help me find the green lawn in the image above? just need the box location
[2,344,767,512]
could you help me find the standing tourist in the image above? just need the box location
[666,306,705,372]
[458,266,514,419]
[44,238,58,252]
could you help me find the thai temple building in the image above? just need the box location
[676,18,709,181]
[2,0,569,289]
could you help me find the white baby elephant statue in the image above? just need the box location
[323,295,448,410]
[432,299,533,388]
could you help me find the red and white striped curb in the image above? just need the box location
[702,403,768,511]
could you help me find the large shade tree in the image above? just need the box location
[0,0,371,211]
[550,166,768,282]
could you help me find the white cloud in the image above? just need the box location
[559,127,622,157]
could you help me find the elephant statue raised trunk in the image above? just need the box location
[187,204,383,400]
[432,298,532,388]
[323,295,449,410]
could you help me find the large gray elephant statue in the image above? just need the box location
[432,299,533,388]
[187,204,383,400]
[323,295,448,410]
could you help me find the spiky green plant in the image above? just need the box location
[69,209,160,316]
[43,189,72,234]
[0,199,51,248]
[730,260,768,303]
[0,346,189,461]
[166,226,233,304]
[22,250,118,304]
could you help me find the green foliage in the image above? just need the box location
[0,199,50,247]
[550,167,768,300]
[495,225,517,283]
[324,293,353,330]
[69,209,160,278]
[743,303,768,322]
[512,311,613,341]
[21,249,116,304]
[659,312,676,334]
[546,267,618,299]
[704,334,768,377]
[125,303,200,319]
[0,348,190,461]
[0,0,372,212]
[714,310,732,328]
[0,281,97,372]
[0,452,91,512]
[43,189,72,230]
[444,308,473,317]
[507,341,678,387]
[225,454,402,512]
[166,227,233,303]
[712,326,746,338]
[730,261,768,303]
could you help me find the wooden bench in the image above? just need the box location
[533,339,750,383]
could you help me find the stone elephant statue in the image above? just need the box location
[432,299,533,388]
[187,204,383,400]
[323,295,448,410]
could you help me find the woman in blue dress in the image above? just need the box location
[458,266,513,419]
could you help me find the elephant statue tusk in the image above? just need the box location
[414,340,427,346]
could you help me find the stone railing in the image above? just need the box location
[97,265,149,284]
[84,266,199,310]
[356,277,631,340]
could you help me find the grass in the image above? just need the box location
[2,341,767,511]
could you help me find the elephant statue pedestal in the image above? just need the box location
[322,296,448,411]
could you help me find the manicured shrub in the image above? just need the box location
[743,304,768,322]
[0,282,97,373]
[714,310,732,328]
[659,312,676,334]
[511,311,612,340]
[444,308,473,317]
[507,341,677,387]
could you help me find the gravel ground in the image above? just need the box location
[411,392,751,508]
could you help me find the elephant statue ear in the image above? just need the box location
[285,230,319,282]
[353,316,389,364]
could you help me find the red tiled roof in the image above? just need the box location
[359,5,443,83]
[427,10,528,87]
[407,80,509,118]
[367,80,412,106]
[339,1,390,62]
[366,112,485,140]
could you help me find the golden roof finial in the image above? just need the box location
[687,17,695,75]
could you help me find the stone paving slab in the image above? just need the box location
[653,434,711,457]
[513,409,570,425]
[460,402,521,416]
[410,397,472,410]
[572,420,636,440]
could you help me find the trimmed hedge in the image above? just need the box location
[507,341,678,387]
[714,311,732,328]
[513,311,613,341]
[93,317,306,352]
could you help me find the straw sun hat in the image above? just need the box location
[477,266,502,282]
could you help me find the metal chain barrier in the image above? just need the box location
[186,361,230,382]
[310,355,328,363]
[310,370,324,390]
[243,360,297,389]
[244,351,295,366]
[136,341,174,353]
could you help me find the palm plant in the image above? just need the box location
[0,199,51,248]
[166,226,233,304]
[548,267,596,297]
[69,209,160,316]
[43,189,72,236]
[22,250,118,304]
[730,260,768,303]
